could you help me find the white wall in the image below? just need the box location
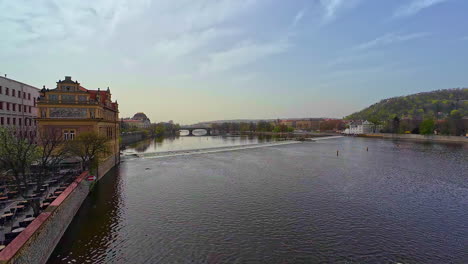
[0,76,40,139]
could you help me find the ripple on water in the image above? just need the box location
[48,138,468,263]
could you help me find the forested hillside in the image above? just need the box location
[346,88,468,121]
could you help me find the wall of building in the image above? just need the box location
[0,172,92,264]
[0,76,40,140]
[362,133,468,143]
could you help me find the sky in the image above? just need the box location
[1,0,467,124]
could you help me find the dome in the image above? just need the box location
[133,112,149,120]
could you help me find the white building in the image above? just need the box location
[344,120,381,135]
[0,76,40,141]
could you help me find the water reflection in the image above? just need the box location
[48,137,468,263]
[48,167,126,263]
[122,134,278,154]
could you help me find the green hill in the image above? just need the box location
[346,88,468,121]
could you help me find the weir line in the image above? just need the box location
[122,136,344,160]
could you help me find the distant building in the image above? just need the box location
[37,76,120,175]
[278,118,323,131]
[121,112,151,129]
[0,75,40,141]
[344,120,381,135]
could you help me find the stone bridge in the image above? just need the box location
[179,127,212,136]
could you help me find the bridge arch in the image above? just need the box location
[179,127,212,136]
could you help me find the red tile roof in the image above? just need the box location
[79,86,117,111]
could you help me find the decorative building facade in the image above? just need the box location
[0,75,40,141]
[37,76,120,176]
[121,112,151,129]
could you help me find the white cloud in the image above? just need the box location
[355,32,430,51]
[0,0,260,55]
[393,0,449,18]
[153,28,240,59]
[292,9,306,27]
[319,0,361,23]
[200,39,291,73]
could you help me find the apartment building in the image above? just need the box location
[0,75,40,141]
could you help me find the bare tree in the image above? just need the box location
[36,130,68,191]
[0,127,41,215]
[66,132,110,177]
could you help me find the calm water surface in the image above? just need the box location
[48,137,468,263]
[122,132,277,154]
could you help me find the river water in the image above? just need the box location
[48,136,468,263]
[121,132,277,155]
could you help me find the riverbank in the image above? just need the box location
[238,131,339,137]
[360,133,468,143]
[120,131,146,146]
[0,172,92,264]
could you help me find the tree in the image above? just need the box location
[36,130,68,192]
[154,123,166,136]
[0,128,41,215]
[392,116,400,134]
[66,132,110,176]
[419,119,435,135]
[272,124,290,133]
[239,122,250,132]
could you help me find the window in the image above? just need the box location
[19,118,22,126]
[7,118,10,125]
[0,117,3,125]
[12,104,16,112]
[12,89,15,97]
[0,86,2,94]
[33,97,36,106]
[12,118,16,125]
[23,92,26,99]
[6,88,9,95]
[28,93,31,100]
[29,106,32,113]
[49,94,58,102]
[6,103,10,111]
[63,129,76,140]
[19,105,21,112]
[41,109,47,118]
[18,91,21,98]
[0,102,2,110]
[62,95,75,102]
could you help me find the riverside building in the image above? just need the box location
[37,76,120,176]
[0,75,40,141]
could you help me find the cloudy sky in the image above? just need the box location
[1,0,467,124]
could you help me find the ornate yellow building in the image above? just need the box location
[37,76,120,176]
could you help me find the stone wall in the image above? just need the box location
[0,172,91,264]
[120,131,145,146]
[97,154,119,180]
[362,133,468,143]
